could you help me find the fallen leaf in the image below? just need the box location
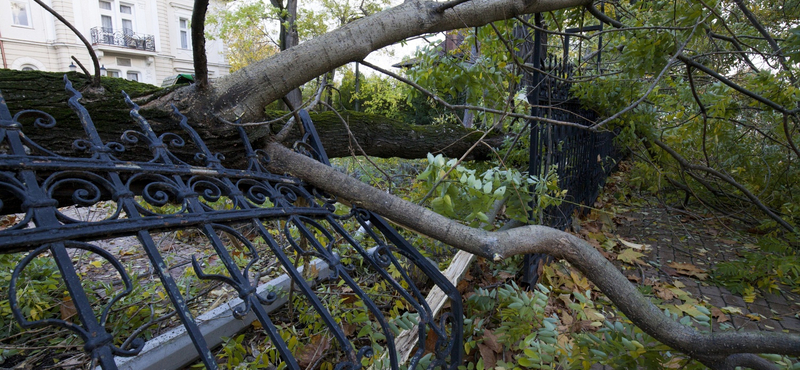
[296,334,330,367]
[60,297,77,321]
[497,271,514,280]
[721,306,743,315]
[711,307,729,323]
[745,313,762,321]
[342,323,357,336]
[478,343,497,369]
[569,271,592,292]
[618,237,650,251]
[666,262,708,280]
[424,328,439,353]
[617,248,645,265]
[675,303,703,317]
[626,274,641,283]
[654,286,675,301]
[482,329,502,353]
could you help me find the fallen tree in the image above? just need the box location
[0,71,502,161]
[265,141,799,370]
[2,0,799,367]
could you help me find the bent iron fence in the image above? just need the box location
[0,77,461,369]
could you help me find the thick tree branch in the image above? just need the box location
[265,142,798,369]
[159,0,593,122]
[192,0,210,89]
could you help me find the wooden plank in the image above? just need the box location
[372,250,476,367]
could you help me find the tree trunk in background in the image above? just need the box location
[0,71,504,162]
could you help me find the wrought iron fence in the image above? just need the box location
[90,27,156,52]
[0,77,461,369]
[519,16,622,285]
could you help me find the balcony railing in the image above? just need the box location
[90,26,155,52]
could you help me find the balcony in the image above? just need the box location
[90,27,155,52]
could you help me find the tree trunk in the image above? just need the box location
[0,70,503,162]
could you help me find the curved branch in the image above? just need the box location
[584,3,624,29]
[32,0,102,88]
[168,0,593,122]
[265,141,799,369]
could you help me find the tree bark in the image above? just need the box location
[265,141,799,370]
[0,71,503,162]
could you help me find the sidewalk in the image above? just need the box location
[610,204,800,334]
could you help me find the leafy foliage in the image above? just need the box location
[713,236,800,296]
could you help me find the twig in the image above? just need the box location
[358,60,596,131]
[591,16,704,130]
[70,56,91,80]
[653,138,796,233]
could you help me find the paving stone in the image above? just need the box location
[764,292,789,306]
[698,284,721,296]
[718,286,734,296]
[735,319,760,331]
[768,302,792,316]
[683,286,700,298]
[722,293,746,307]
[747,303,773,317]
[757,318,782,331]
[779,318,800,333]
[751,296,769,307]
[703,294,725,308]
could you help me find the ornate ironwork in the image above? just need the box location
[91,27,156,52]
[0,77,461,369]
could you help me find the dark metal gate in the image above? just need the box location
[0,77,461,369]
[518,15,621,285]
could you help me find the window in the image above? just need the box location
[126,71,139,81]
[179,18,190,49]
[116,58,131,66]
[11,0,31,27]
[101,15,112,31]
[98,1,135,34]
[20,65,36,71]
[120,3,134,35]
[122,19,133,35]
[107,70,120,78]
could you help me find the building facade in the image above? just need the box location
[1,0,230,86]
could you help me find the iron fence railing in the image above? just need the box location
[0,77,461,369]
[519,15,622,286]
[90,26,155,52]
